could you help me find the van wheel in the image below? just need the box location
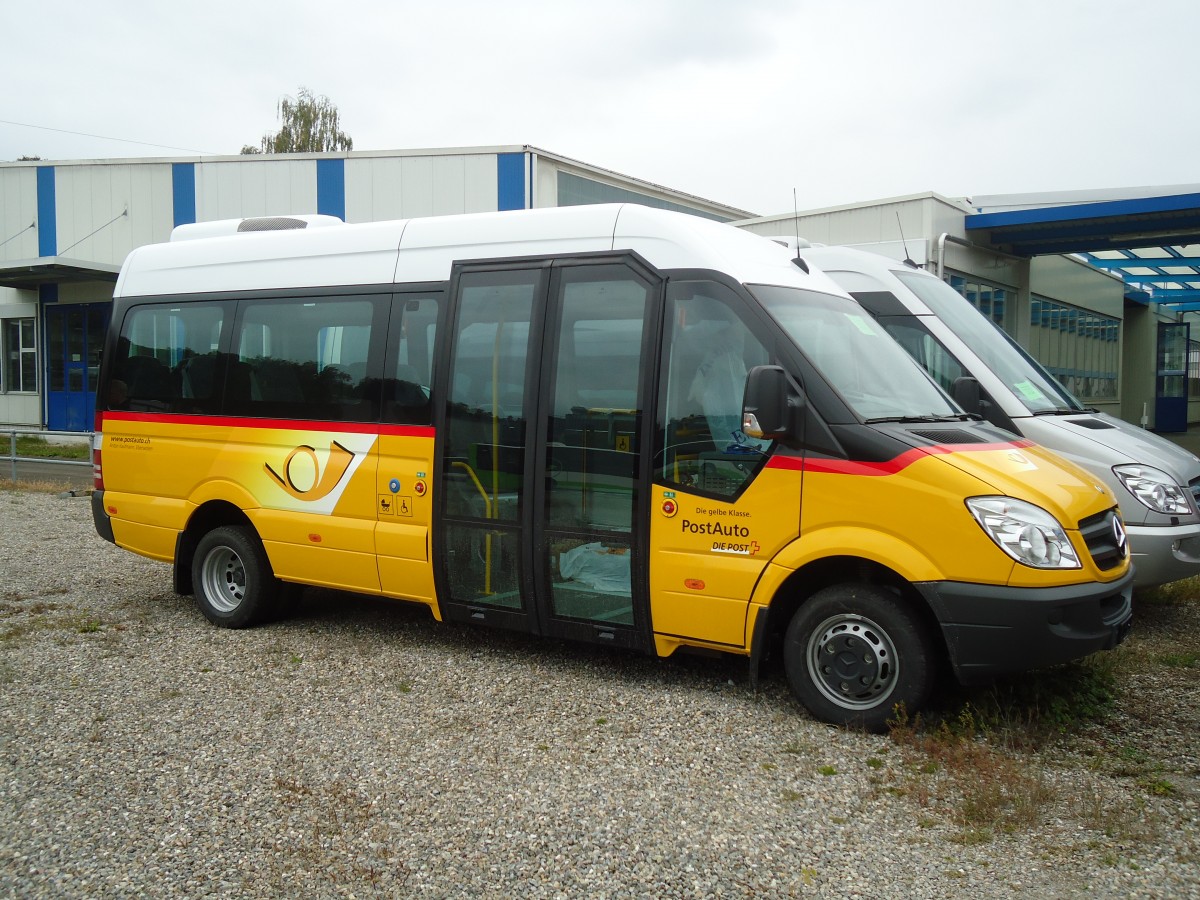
[192,526,277,628]
[783,584,933,732]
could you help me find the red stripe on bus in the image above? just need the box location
[766,439,1035,477]
[100,411,435,439]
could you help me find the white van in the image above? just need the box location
[790,244,1200,589]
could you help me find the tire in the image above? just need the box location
[192,526,278,628]
[783,584,934,732]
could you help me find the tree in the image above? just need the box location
[242,88,353,154]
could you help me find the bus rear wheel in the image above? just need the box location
[783,584,933,732]
[192,526,278,628]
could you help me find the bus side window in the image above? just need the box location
[656,282,771,498]
[233,296,380,421]
[384,294,440,424]
[111,304,226,414]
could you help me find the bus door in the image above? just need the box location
[435,257,660,651]
[649,280,800,650]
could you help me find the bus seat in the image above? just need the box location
[123,355,173,411]
[179,354,218,401]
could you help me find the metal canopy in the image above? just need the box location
[963,189,1200,309]
[0,257,120,290]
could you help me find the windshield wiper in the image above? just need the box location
[864,413,971,424]
[1031,407,1086,416]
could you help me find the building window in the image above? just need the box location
[1028,296,1120,402]
[2,318,37,393]
[1188,340,1200,399]
[946,274,1011,332]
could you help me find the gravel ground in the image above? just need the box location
[1,489,1198,899]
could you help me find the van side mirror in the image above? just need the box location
[952,376,982,416]
[743,365,800,439]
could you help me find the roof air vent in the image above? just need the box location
[238,216,311,232]
[170,214,344,242]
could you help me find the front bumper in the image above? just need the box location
[914,570,1133,685]
[1125,522,1200,589]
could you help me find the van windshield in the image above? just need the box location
[894,271,1084,414]
[752,285,959,422]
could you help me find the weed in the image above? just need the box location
[1156,651,1199,668]
[888,705,1058,836]
[949,827,992,846]
[1068,790,1145,840]
[397,680,412,693]
[0,478,78,494]
[866,757,884,769]
[1134,576,1200,606]
[272,769,405,890]
[781,789,802,802]
[818,765,837,776]
[595,717,608,726]
[1139,777,1177,797]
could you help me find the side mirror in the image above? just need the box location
[743,365,799,439]
[951,376,982,416]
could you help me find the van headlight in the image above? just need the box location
[966,497,1081,569]
[1113,464,1192,515]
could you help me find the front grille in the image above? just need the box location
[1189,476,1200,510]
[1078,508,1128,571]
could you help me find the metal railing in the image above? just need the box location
[4,429,93,485]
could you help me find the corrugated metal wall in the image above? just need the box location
[345,153,499,221]
[0,168,39,262]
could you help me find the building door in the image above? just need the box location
[44,304,109,432]
[434,257,660,652]
[1155,321,1189,433]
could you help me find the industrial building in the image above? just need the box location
[735,186,1200,433]
[2,145,1198,433]
[0,146,749,431]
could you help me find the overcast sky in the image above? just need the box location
[3,0,1197,216]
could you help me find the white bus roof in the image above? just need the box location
[113,204,845,298]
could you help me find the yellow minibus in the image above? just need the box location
[92,205,1132,730]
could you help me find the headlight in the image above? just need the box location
[966,497,1081,569]
[1113,464,1192,515]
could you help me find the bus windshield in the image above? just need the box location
[894,271,1084,414]
[752,285,959,422]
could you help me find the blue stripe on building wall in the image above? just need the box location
[36,167,56,257]
[172,163,197,227]
[317,158,346,220]
[497,153,526,211]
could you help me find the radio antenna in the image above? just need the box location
[791,188,809,273]
[896,212,918,269]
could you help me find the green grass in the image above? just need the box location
[1134,575,1200,606]
[8,435,89,461]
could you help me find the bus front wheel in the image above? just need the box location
[192,526,278,629]
[783,584,933,732]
